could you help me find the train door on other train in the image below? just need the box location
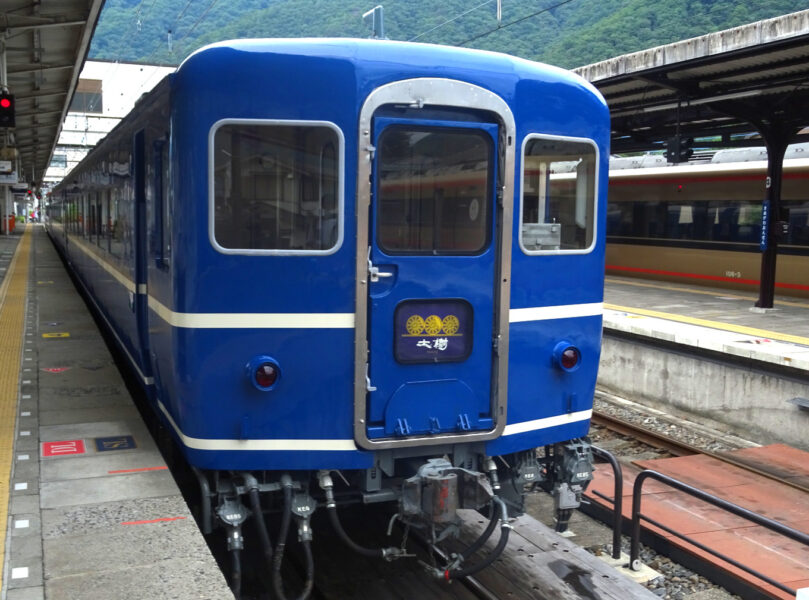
[355,79,515,449]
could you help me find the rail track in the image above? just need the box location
[591,410,809,495]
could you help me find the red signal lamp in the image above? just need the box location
[553,341,581,372]
[0,93,15,127]
[246,356,281,391]
[255,363,278,388]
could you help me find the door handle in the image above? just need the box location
[369,265,393,282]
[367,247,394,283]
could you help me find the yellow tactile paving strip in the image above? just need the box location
[0,226,31,591]
[605,276,809,310]
[605,302,809,347]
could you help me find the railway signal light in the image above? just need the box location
[0,93,15,128]
[665,136,694,164]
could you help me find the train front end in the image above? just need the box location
[160,39,609,590]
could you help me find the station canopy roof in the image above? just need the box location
[575,9,809,154]
[0,0,104,188]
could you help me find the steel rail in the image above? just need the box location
[591,410,809,495]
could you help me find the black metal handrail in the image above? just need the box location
[590,446,624,560]
[630,469,809,596]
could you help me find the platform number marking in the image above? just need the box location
[42,440,86,457]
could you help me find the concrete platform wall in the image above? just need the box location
[598,334,809,450]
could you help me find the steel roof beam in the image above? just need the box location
[7,63,74,75]
[1,20,86,35]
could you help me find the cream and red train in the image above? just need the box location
[606,154,809,298]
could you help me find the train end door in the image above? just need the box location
[354,79,515,450]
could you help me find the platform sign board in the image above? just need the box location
[42,439,85,457]
[760,199,770,251]
[94,435,136,452]
[0,171,18,184]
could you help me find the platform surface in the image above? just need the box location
[588,444,809,600]
[0,226,231,600]
[604,275,809,370]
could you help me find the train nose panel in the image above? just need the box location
[377,379,490,438]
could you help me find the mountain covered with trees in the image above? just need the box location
[90,0,806,69]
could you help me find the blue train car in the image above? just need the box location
[48,39,608,596]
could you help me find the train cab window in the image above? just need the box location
[211,121,343,254]
[376,127,492,254]
[520,136,597,253]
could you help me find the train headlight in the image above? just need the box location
[246,356,281,391]
[553,342,581,372]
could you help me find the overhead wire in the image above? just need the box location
[175,0,194,22]
[455,0,579,47]
[175,0,221,44]
[408,0,496,42]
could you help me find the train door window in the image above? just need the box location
[376,127,492,254]
[153,139,171,267]
[104,190,112,252]
[163,141,171,264]
[94,193,102,247]
[81,194,88,238]
[110,190,122,258]
[88,193,94,240]
[210,120,343,254]
[520,135,597,254]
[152,140,167,267]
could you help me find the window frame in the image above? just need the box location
[519,133,599,256]
[374,123,495,257]
[207,118,345,256]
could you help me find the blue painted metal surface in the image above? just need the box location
[49,38,609,474]
[367,118,498,439]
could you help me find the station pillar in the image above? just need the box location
[755,124,798,310]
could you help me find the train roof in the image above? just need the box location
[175,37,606,110]
[608,156,809,180]
[181,37,586,84]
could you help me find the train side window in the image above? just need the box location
[110,190,122,258]
[210,120,344,254]
[153,139,171,269]
[104,190,112,252]
[81,194,88,238]
[520,135,597,254]
[162,141,171,265]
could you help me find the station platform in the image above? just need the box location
[0,226,230,600]
[599,275,809,452]
[604,275,809,367]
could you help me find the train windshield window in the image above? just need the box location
[212,122,342,253]
[376,126,492,254]
[521,136,596,253]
